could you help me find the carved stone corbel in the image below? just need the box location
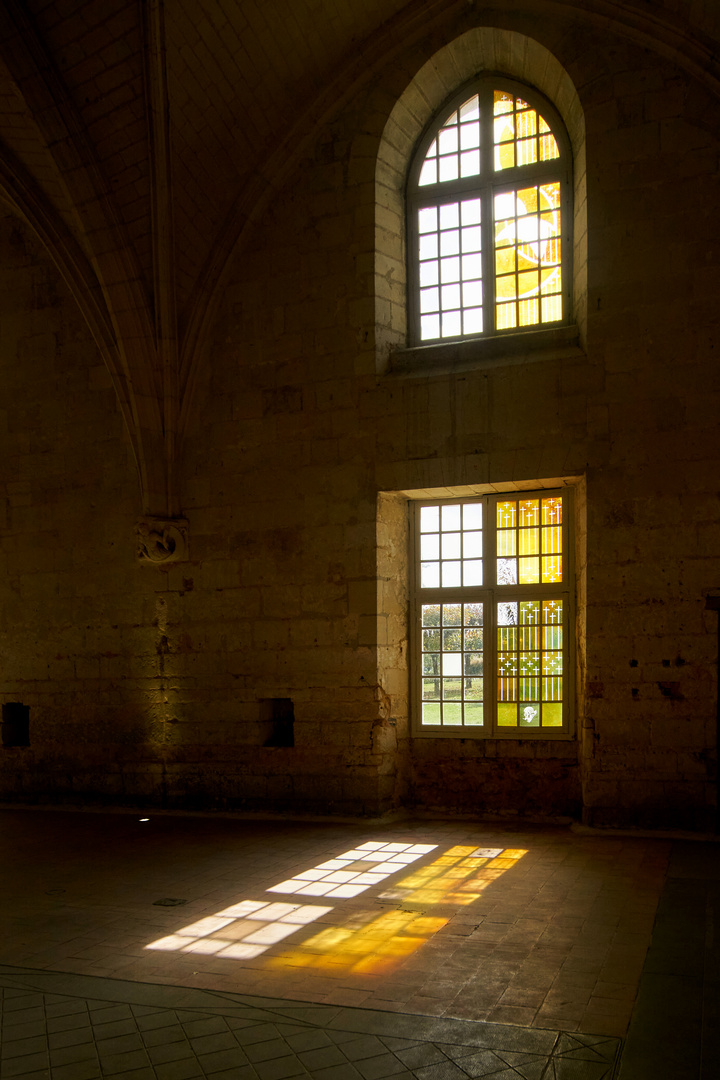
[136,518,189,564]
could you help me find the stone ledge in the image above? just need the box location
[387,324,584,378]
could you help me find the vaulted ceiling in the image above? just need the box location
[0,0,716,516]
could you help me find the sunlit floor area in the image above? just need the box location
[0,810,717,1079]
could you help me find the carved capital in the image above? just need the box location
[136,517,189,564]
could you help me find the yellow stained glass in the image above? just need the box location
[494,115,514,142]
[541,268,559,293]
[498,703,517,726]
[495,247,516,274]
[498,677,517,701]
[497,501,516,527]
[543,525,561,553]
[517,187,538,214]
[542,555,562,582]
[493,93,559,172]
[497,274,517,299]
[519,298,539,325]
[494,91,514,114]
[496,497,563,584]
[542,295,562,321]
[497,530,516,555]
[519,527,539,555]
[544,599,562,622]
[543,677,562,701]
[541,210,560,234]
[496,303,516,328]
[519,557,540,583]
[543,703,563,726]
[540,133,559,160]
[518,270,539,297]
[519,500,539,526]
[517,110,537,137]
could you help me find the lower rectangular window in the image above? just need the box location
[412,489,572,738]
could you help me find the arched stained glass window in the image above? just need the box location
[407,79,571,344]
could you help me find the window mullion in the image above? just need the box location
[480,88,495,334]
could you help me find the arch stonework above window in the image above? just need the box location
[374,28,587,375]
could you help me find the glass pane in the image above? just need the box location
[497,703,517,727]
[443,604,462,625]
[520,704,540,726]
[423,679,441,700]
[498,602,517,625]
[420,506,439,532]
[422,702,441,724]
[421,562,440,588]
[443,703,462,725]
[497,558,517,585]
[442,310,461,337]
[440,557,462,583]
[463,503,482,529]
[542,497,562,525]
[418,597,486,731]
[464,603,483,625]
[420,313,440,340]
[542,703,562,727]
[463,530,482,558]
[463,559,483,586]
[519,557,540,584]
[420,533,439,560]
[439,203,459,229]
[422,604,440,626]
[442,653,462,676]
[442,533,461,560]
[441,504,461,531]
[464,647,483,670]
[465,703,483,726]
[418,207,438,233]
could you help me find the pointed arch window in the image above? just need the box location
[407,79,572,344]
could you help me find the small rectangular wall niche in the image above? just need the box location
[259,698,295,747]
[1,702,30,747]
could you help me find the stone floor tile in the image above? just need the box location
[204,1067,259,1080]
[395,1042,448,1068]
[254,1056,308,1079]
[96,1048,152,1074]
[339,1035,388,1061]
[1,1036,49,1060]
[197,1046,253,1072]
[136,1010,182,1032]
[285,1028,334,1051]
[244,1038,293,1064]
[47,1025,95,1049]
[50,1059,103,1080]
[413,1061,472,1079]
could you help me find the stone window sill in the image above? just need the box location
[387,324,584,378]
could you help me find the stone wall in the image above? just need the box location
[0,8,718,829]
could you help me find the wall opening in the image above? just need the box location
[259,698,295,747]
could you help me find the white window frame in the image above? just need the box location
[411,488,575,740]
[407,76,573,347]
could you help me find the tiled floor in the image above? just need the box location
[0,965,621,1079]
[0,809,716,1078]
